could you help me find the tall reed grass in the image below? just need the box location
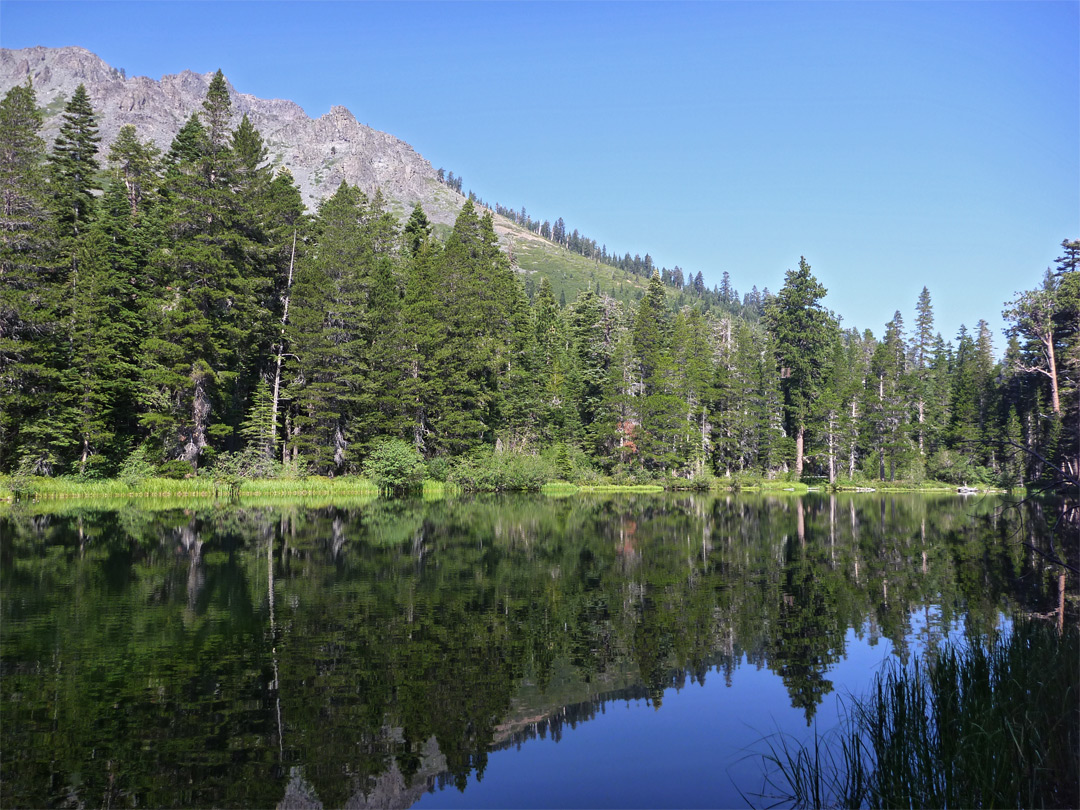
[755,619,1079,809]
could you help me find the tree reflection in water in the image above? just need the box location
[1,493,1072,808]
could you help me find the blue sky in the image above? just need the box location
[3,1,1077,345]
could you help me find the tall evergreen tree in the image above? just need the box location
[47,84,101,247]
[107,124,160,217]
[0,82,59,470]
[632,272,683,471]
[400,232,445,456]
[671,308,714,477]
[764,257,835,476]
[402,203,431,257]
[285,183,371,472]
[1004,268,1069,415]
[868,312,911,481]
[910,287,935,454]
[59,185,142,474]
[139,74,266,469]
[944,325,982,480]
[568,289,616,460]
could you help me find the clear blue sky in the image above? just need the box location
[3,1,1077,345]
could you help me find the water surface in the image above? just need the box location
[1,493,1067,808]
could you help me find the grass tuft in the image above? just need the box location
[754,619,1079,809]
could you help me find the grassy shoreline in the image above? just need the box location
[0,473,1009,503]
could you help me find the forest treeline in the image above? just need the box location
[447,174,758,313]
[1,75,1076,488]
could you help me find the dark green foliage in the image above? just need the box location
[362,437,425,494]
[107,124,160,216]
[0,81,1070,488]
[47,84,101,245]
[402,202,431,256]
[0,82,59,471]
[633,272,684,471]
[286,183,375,472]
[764,258,838,476]
[60,193,142,475]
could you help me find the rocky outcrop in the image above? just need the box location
[0,46,465,224]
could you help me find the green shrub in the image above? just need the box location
[362,438,425,495]
[540,442,597,483]
[211,447,281,480]
[119,445,157,489]
[425,455,451,482]
[927,449,992,487]
[157,459,195,480]
[448,449,556,492]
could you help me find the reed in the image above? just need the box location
[756,619,1079,809]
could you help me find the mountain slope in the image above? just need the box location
[0,45,673,308]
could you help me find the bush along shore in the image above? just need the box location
[753,618,1080,810]
[0,437,1015,502]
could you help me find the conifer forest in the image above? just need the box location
[1,75,1077,493]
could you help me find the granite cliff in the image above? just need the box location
[0,46,465,224]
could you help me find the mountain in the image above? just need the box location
[0,45,663,305]
[0,45,464,225]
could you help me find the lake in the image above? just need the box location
[1,492,1069,808]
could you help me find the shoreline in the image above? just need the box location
[0,474,1012,504]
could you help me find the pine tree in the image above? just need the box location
[903,287,932,456]
[402,203,431,257]
[816,327,856,484]
[764,257,835,477]
[710,317,742,475]
[946,325,982,479]
[400,234,445,457]
[1004,268,1067,415]
[0,82,59,471]
[353,188,407,449]
[59,187,142,474]
[139,75,266,469]
[530,277,567,444]
[1000,406,1024,488]
[47,84,101,246]
[568,289,615,460]
[869,312,911,481]
[285,183,371,472]
[107,124,160,217]
[671,308,714,477]
[632,272,683,471]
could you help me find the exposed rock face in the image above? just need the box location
[0,46,465,224]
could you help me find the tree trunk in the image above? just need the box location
[849,398,858,478]
[270,231,297,459]
[795,426,805,477]
[1045,332,1061,413]
[700,408,708,476]
[827,412,836,485]
[917,399,925,454]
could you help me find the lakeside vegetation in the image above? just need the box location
[756,619,1079,809]
[0,77,1076,510]
[0,470,1007,503]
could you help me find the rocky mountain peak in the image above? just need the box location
[0,46,465,224]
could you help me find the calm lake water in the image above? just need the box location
[1,493,1068,808]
